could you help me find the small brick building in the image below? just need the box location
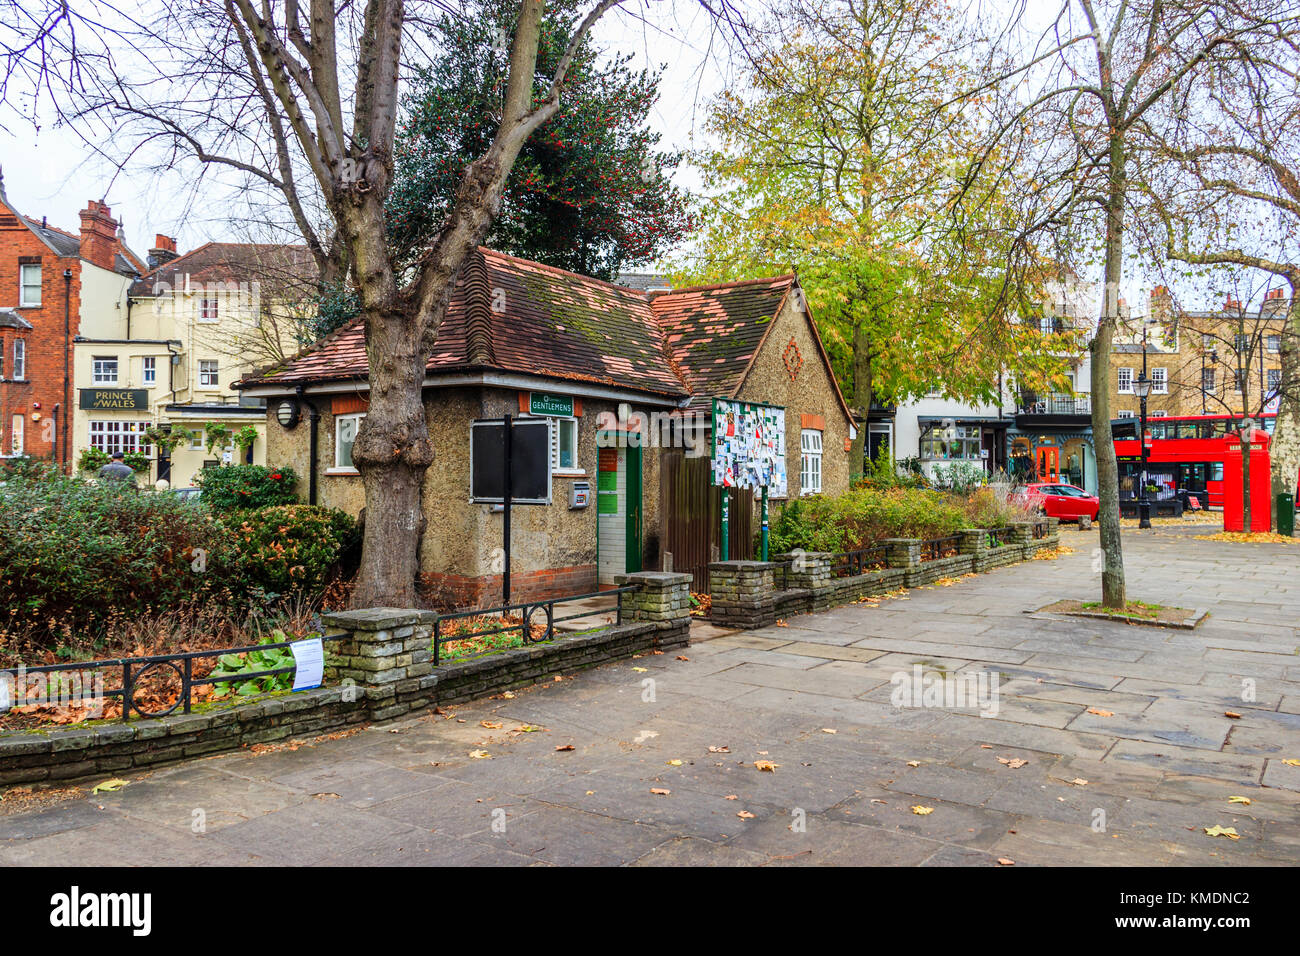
[239,249,855,603]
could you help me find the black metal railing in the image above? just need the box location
[432,586,638,666]
[921,534,964,561]
[0,633,350,723]
[1032,519,1049,539]
[986,526,1017,548]
[831,546,888,577]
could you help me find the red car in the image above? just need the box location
[1019,482,1100,522]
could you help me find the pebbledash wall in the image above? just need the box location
[709,519,1061,629]
[0,573,690,786]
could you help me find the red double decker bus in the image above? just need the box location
[1110,413,1276,510]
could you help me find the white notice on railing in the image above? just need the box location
[0,672,10,711]
[290,638,325,691]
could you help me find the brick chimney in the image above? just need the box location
[1224,296,1242,312]
[1149,285,1172,323]
[148,234,179,268]
[79,200,120,271]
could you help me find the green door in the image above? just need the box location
[625,444,643,572]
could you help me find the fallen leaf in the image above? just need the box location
[1087,708,1114,717]
[775,619,789,627]
[911,805,934,815]
[1227,795,1252,805]
[980,744,993,749]
[650,788,671,796]
[754,760,778,772]
[1284,759,1300,767]
[1070,778,1089,787]
[555,744,575,752]
[1225,711,1242,719]
[737,810,756,820]
[997,757,1029,769]
[468,750,491,759]
[708,745,730,753]
[906,760,921,767]
[821,728,837,734]
[676,656,690,661]
[512,724,543,733]
[502,691,516,699]
[1203,825,1239,840]
[724,794,738,800]
[631,667,648,673]
[480,720,503,730]
[667,759,684,767]
[585,790,595,795]
[997,858,1016,866]
[90,779,128,794]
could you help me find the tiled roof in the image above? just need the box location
[241,251,817,409]
[651,275,795,397]
[129,242,318,297]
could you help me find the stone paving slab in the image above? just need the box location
[2,527,1298,865]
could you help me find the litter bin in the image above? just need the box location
[1278,493,1295,537]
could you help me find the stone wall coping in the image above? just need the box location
[616,572,692,586]
[321,607,437,629]
[708,560,778,571]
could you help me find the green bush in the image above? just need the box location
[77,447,110,473]
[225,505,358,595]
[0,475,236,642]
[769,486,972,554]
[194,465,298,512]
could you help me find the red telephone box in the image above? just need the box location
[1223,441,1272,532]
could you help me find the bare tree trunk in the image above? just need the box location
[1092,155,1127,608]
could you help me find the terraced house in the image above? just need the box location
[238,249,856,599]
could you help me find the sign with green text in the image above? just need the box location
[529,392,574,417]
[79,389,149,411]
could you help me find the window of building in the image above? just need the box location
[199,296,219,323]
[1202,332,1214,349]
[1234,333,1249,355]
[11,339,24,380]
[19,263,40,307]
[920,424,982,461]
[198,360,219,387]
[335,413,364,470]
[1268,368,1282,395]
[9,415,22,456]
[1267,334,1281,353]
[92,357,119,385]
[88,420,152,456]
[1150,410,1169,417]
[142,356,156,386]
[1234,368,1246,392]
[550,417,579,473]
[1202,368,1215,392]
[1117,410,1136,418]
[191,430,205,450]
[1150,367,1167,394]
[1117,367,1134,393]
[800,429,823,495]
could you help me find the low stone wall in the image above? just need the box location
[710,520,1060,628]
[0,572,691,787]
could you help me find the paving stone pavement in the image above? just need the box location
[4,525,1299,866]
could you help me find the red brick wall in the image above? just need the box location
[419,564,598,610]
[0,214,80,465]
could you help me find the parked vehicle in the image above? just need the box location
[1018,482,1100,522]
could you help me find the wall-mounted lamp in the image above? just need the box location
[276,399,300,429]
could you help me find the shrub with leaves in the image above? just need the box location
[769,486,973,554]
[194,465,299,512]
[225,505,358,595]
[0,475,236,645]
[208,629,303,697]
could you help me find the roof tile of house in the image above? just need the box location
[240,250,803,405]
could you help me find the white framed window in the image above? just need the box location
[1117,410,1136,418]
[19,263,40,307]
[1202,368,1215,392]
[550,417,580,473]
[1267,368,1282,395]
[1151,367,1167,394]
[334,413,364,470]
[88,420,152,456]
[1150,410,1168,417]
[10,415,23,456]
[1117,367,1134,394]
[1267,334,1281,353]
[92,356,119,385]
[191,431,205,450]
[920,424,981,460]
[142,356,156,386]
[199,296,219,323]
[198,359,219,387]
[11,339,24,380]
[800,428,823,495]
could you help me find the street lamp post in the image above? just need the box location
[1133,372,1152,528]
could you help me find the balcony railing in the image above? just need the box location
[1018,393,1092,416]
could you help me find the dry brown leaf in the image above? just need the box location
[821,728,837,734]
[1086,708,1114,717]
[555,744,575,752]
[1070,778,1089,787]
[724,794,738,800]
[997,858,1015,866]
[997,757,1029,769]
[708,745,730,753]
[906,760,921,767]
[650,788,671,796]
[736,810,756,820]
[480,720,503,730]
[754,760,778,772]
[911,805,934,815]
[775,620,789,627]
[1225,711,1242,719]
[468,750,490,759]
[676,655,690,661]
